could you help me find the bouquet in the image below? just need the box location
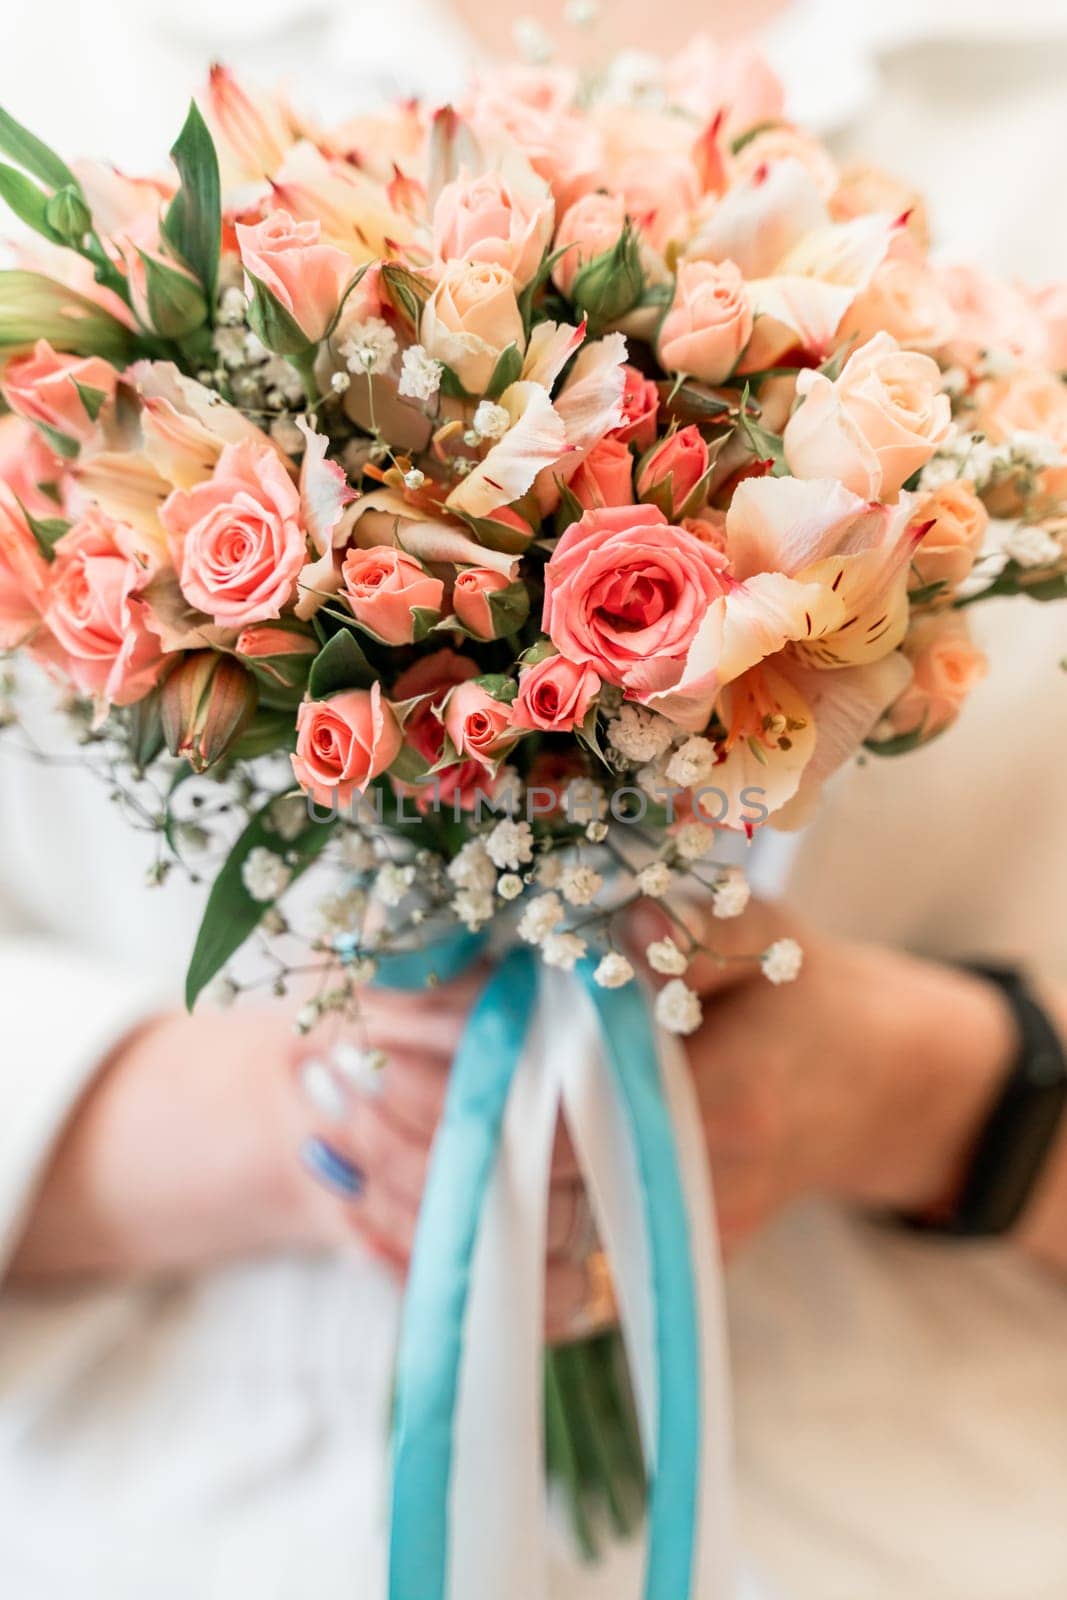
[1,37,1065,1600]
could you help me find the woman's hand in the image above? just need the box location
[290,970,605,1342]
[633,899,1024,1257]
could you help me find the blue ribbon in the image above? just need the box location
[385,945,702,1600]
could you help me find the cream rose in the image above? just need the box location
[783,333,951,500]
[420,261,525,395]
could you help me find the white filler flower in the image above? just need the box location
[241,846,292,902]
[654,979,702,1035]
[761,938,804,984]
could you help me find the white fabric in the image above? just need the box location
[1,6,1067,1600]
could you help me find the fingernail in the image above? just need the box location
[330,1042,387,1097]
[300,1137,364,1197]
[300,1058,349,1121]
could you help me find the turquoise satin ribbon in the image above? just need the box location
[385,944,701,1600]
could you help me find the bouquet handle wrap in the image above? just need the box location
[387,946,736,1600]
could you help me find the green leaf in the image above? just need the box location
[380,263,432,334]
[35,421,80,459]
[738,385,788,475]
[387,743,432,785]
[864,720,938,758]
[245,271,312,356]
[185,797,336,1008]
[656,379,732,426]
[307,629,377,698]
[73,380,108,422]
[162,102,222,305]
[455,509,534,555]
[486,341,523,399]
[228,708,298,759]
[0,269,135,360]
[473,672,518,704]
[0,162,56,241]
[19,502,70,560]
[411,605,442,642]
[486,578,530,636]
[138,248,208,339]
[0,104,79,194]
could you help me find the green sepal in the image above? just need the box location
[307,628,378,698]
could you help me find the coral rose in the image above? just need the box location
[291,684,402,808]
[341,545,443,644]
[513,654,599,732]
[884,614,987,739]
[0,482,52,649]
[909,481,988,593]
[542,503,729,691]
[442,679,518,771]
[637,426,709,517]
[1,339,117,447]
[452,566,514,640]
[160,441,308,627]
[611,365,660,450]
[568,437,634,510]
[392,648,486,812]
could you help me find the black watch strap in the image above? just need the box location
[907,963,1067,1238]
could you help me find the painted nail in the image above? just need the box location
[300,1058,349,1122]
[300,1136,364,1197]
[330,1041,387,1097]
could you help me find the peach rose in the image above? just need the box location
[452,566,514,640]
[235,209,354,343]
[909,481,988,593]
[829,161,930,252]
[442,678,517,771]
[160,440,307,627]
[569,437,634,510]
[611,365,660,450]
[1,340,117,448]
[392,648,486,812]
[420,261,525,394]
[731,125,838,197]
[783,334,951,500]
[839,254,957,355]
[885,614,987,739]
[291,684,403,808]
[552,191,627,298]
[542,503,729,691]
[937,264,1047,371]
[974,365,1067,448]
[45,508,164,706]
[1031,282,1067,373]
[340,545,443,644]
[637,426,709,518]
[433,170,554,289]
[0,482,52,649]
[657,261,752,385]
[513,653,599,733]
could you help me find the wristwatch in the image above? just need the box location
[904,963,1067,1238]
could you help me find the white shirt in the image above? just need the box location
[2,6,1067,1598]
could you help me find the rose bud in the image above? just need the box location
[291,684,403,808]
[513,654,599,733]
[236,623,319,695]
[341,545,444,644]
[452,568,530,640]
[569,437,635,510]
[908,481,989,594]
[637,426,709,517]
[442,679,518,770]
[552,191,628,299]
[236,209,354,348]
[161,652,258,773]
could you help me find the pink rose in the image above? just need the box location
[0,482,52,649]
[568,437,634,510]
[657,261,753,385]
[909,481,988,593]
[937,264,1047,372]
[433,170,554,289]
[783,334,951,500]
[392,648,486,812]
[464,71,602,211]
[611,365,660,451]
[513,653,599,732]
[341,545,443,644]
[552,191,627,298]
[1,339,117,447]
[235,209,354,343]
[1032,282,1067,373]
[44,508,165,706]
[291,684,403,808]
[442,678,517,771]
[452,566,513,640]
[542,503,728,691]
[637,426,709,517]
[160,440,308,627]
[885,614,987,739]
